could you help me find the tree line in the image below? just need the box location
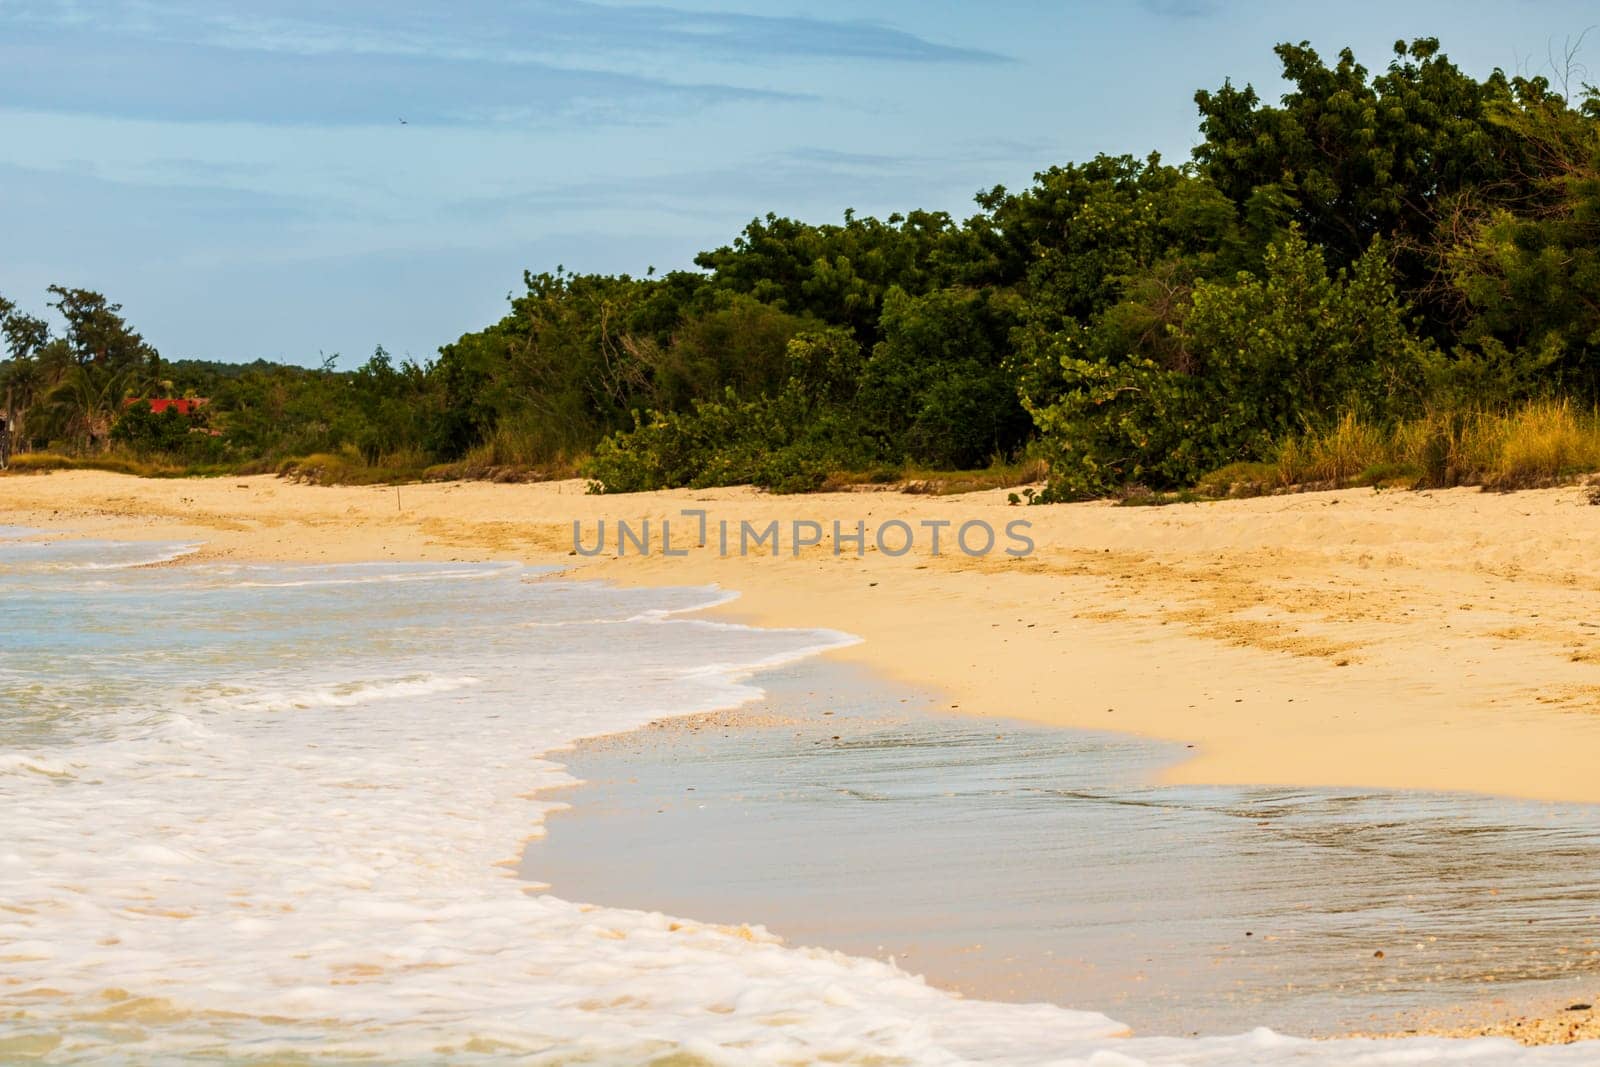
[5,38,1599,496]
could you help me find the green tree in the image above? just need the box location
[46,286,160,374]
[695,209,959,341]
[1195,40,1512,261]
[862,287,1030,468]
[1440,85,1600,399]
[39,363,136,452]
[1026,231,1434,497]
[963,154,1240,322]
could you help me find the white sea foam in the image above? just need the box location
[195,672,483,713]
[223,560,527,587]
[0,542,1594,1064]
[0,536,201,571]
[74,542,203,569]
[624,585,742,620]
[0,752,76,778]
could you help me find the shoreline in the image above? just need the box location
[9,470,1600,802]
[1359,1001,1600,1047]
[528,658,1600,1045]
[9,469,1600,1050]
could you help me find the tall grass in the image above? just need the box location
[1276,413,1393,487]
[427,417,582,482]
[1202,400,1600,497]
[276,444,425,485]
[0,451,228,478]
[1480,400,1600,487]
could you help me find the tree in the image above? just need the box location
[1,293,54,456]
[1440,84,1600,399]
[111,399,205,456]
[861,287,1030,469]
[963,154,1240,322]
[1192,38,1535,335]
[46,286,160,374]
[39,362,136,452]
[1025,231,1434,497]
[695,209,959,341]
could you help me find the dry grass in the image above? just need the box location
[1252,400,1600,495]
[1191,461,1283,499]
[1482,400,1600,488]
[1277,413,1393,487]
[823,456,1050,496]
[278,441,580,486]
[424,433,581,484]
[276,446,422,486]
[0,452,203,478]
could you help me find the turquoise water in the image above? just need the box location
[3,528,1597,1065]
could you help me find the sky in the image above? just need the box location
[2,1,1597,367]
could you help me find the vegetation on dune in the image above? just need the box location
[6,37,1600,500]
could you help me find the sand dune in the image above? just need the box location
[8,469,1600,802]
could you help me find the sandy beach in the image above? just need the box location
[7,468,1600,804]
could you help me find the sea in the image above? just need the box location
[1,527,1594,1065]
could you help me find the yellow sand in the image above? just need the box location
[8,470,1600,802]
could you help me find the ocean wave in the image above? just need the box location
[75,542,204,569]
[0,752,77,778]
[196,673,483,714]
[224,560,531,588]
[624,585,741,620]
[0,537,202,571]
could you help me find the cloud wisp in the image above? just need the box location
[0,28,798,126]
[0,1,1007,126]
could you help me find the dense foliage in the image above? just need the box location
[5,38,1600,495]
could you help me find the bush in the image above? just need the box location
[861,287,1031,469]
[583,384,882,494]
[110,400,229,464]
[1027,231,1434,499]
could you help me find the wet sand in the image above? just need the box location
[524,659,1600,1039]
[1371,1002,1600,1045]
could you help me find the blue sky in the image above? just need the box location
[2,0,1596,366]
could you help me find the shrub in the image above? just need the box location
[583,383,883,494]
[1027,231,1434,499]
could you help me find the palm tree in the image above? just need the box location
[39,363,135,453]
[1,357,43,462]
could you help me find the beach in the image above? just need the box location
[8,469,1600,803]
[8,468,1600,1060]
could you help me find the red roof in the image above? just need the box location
[125,398,208,416]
